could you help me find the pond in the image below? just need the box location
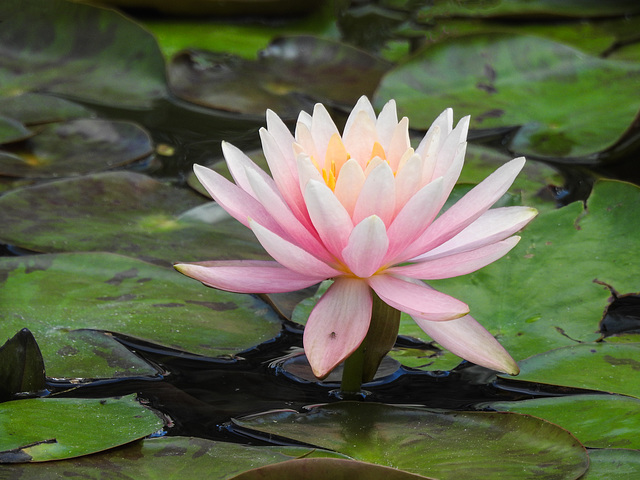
[1,0,640,478]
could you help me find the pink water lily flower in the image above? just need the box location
[175,96,537,379]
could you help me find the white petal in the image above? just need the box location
[334,158,366,216]
[353,162,396,226]
[342,215,389,278]
[343,95,376,138]
[376,99,399,148]
[311,103,340,161]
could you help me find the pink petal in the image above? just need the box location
[413,314,519,374]
[249,219,341,278]
[342,215,389,278]
[193,164,282,233]
[403,157,526,259]
[384,177,444,263]
[352,162,396,227]
[368,274,469,321]
[259,128,310,226]
[342,110,378,169]
[388,236,520,279]
[266,109,296,159]
[245,168,332,263]
[343,96,376,138]
[385,117,410,172]
[303,277,372,378]
[415,108,452,160]
[334,158,366,216]
[376,99,399,149]
[415,206,538,260]
[294,121,318,160]
[304,179,354,258]
[174,260,323,293]
[311,103,340,161]
[431,115,469,181]
[221,142,273,199]
[394,152,423,212]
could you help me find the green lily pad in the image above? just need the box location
[0,115,32,144]
[0,394,163,463]
[168,35,391,118]
[0,171,268,266]
[0,436,348,478]
[421,0,640,19]
[233,458,435,480]
[0,0,167,108]
[412,180,640,364]
[0,93,93,126]
[0,119,153,178]
[482,394,640,449]
[505,342,640,399]
[233,402,589,480]
[374,33,640,157]
[0,252,283,379]
[582,449,640,479]
[0,329,45,401]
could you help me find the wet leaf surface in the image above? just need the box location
[169,35,391,118]
[233,402,589,480]
[0,436,348,478]
[0,119,153,178]
[0,394,163,462]
[0,253,283,379]
[504,342,640,399]
[0,93,94,125]
[374,33,640,158]
[482,393,640,449]
[0,0,168,108]
[0,171,267,266]
[582,449,640,479]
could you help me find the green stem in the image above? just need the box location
[339,293,401,396]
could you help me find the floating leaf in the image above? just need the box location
[0,253,283,379]
[0,329,45,401]
[0,93,93,126]
[234,402,589,480]
[582,449,640,479]
[374,33,640,157]
[0,436,348,478]
[421,0,640,19]
[0,0,168,108]
[482,394,640,449]
[169,35,390,118]
[0,394,163,463]
[0,119,153,178]
[409,180,640,364]
[0,171,267,266]
[0,115,32,144]
[233,457,435,480]
[505,342,640,399]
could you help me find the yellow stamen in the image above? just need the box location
[322,133,350,191]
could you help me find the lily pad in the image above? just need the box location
[421,0,640,19]
[0,252,283,379]
[482,394,640,449]
[582,449,640,479]
[0,171,268,266]
[0,0,168,108]
[0,93,93,125]
[0,119,153,178]
[233,458,435,480]
[0,394,163,463]
[233,402,589,480]
[412,180,640,364]
[505,342,640,399]
[168,35,391,118]
[374,33,640,157]
[0,115,32,144]
[0,436,348,478]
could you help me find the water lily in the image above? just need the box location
[175,96,537,382]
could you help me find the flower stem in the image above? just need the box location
[340,293,401,396]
